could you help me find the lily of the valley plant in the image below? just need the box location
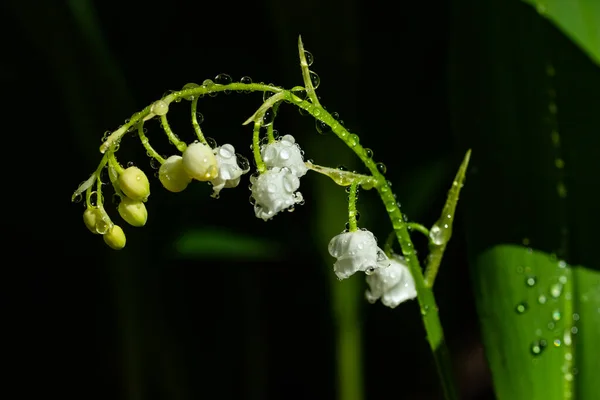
[71,37,470,400]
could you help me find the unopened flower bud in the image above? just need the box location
[118,197,148,227]
[159,155,192,192]
[182,142,219,181]
[103,225,126,250]
[118,166,150,201]
[83,208,101,234]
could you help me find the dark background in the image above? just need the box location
[3,1,493,399]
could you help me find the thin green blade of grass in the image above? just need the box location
[522,0,600,67]
[450,0,600,398]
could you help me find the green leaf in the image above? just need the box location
[522,0,600,66]
[474,245,600,399]
[173,229,281,260]
[450,0,600,398]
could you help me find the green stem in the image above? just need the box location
[191,97,207,144]
[408,222,430,237]
[348,181,359,232]
[160,114,187,153]
[138,121,165,164]
[252,121,266,173]
[285,94,459,400]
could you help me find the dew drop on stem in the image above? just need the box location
[304,51,314,66]
[530,339,547,356]
[309,71,320,89]
[215,73,232,85]
[315,119,331,134]
[526,276,537,287]
[376,162,387,174]
[240,76,252,85]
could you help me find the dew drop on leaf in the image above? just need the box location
[530,339,547,356]
[515,302,528,314]
[526,276,537,287]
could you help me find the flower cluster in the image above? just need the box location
[250,135,307,221]
[328,229,417,308]
[79,138,249,250]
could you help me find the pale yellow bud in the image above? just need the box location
[118,166,150,201]
[182,142,219,181]
[118,197,148,227]
[83,208,101,234]
[103,225,126,250]
[159,155,192,192]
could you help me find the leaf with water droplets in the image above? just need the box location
[423,149,471,286]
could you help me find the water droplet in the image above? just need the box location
[149,158,161,169]
[515,302,528,314]
[526,276,537,287]
[376,162,387,174]
[429,225,447,245]
[240,76,252,85]
[558,260,567,268]
[555,158,565,169]
[72,193,82,203]
[206,137,217,149]
[315,119,331,134]
[557,182,567,198]
[571,326,578,334]
[236,154,250,170]
[572,313,579,321]
[530,339,547,356]
[364,148,373,158]
[538,295,547,304]
[262,109,275,126]
[182,82,200,100]
[196,112,204,124]
[291,86,307,103]
[420,305,430,316]
[309,71,320,89]
[548,322,555,330]
[553,339,561,347]
[304,51,314,66]
[365,267,375,275]
[550,283,563,298]
[552,309,561,321]
[215,73,232,85]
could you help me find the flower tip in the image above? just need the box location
[103,225,126,250]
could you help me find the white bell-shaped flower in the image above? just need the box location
[366,255,417,308]
[250,167,303,221]
[210,144,249,197]
[328,230,390,280]
[260,134,308,177]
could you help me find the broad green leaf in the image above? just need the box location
[174,229,281,260]
[450,0,600,398]
[475,245,600,399]
[522,0,600,66]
